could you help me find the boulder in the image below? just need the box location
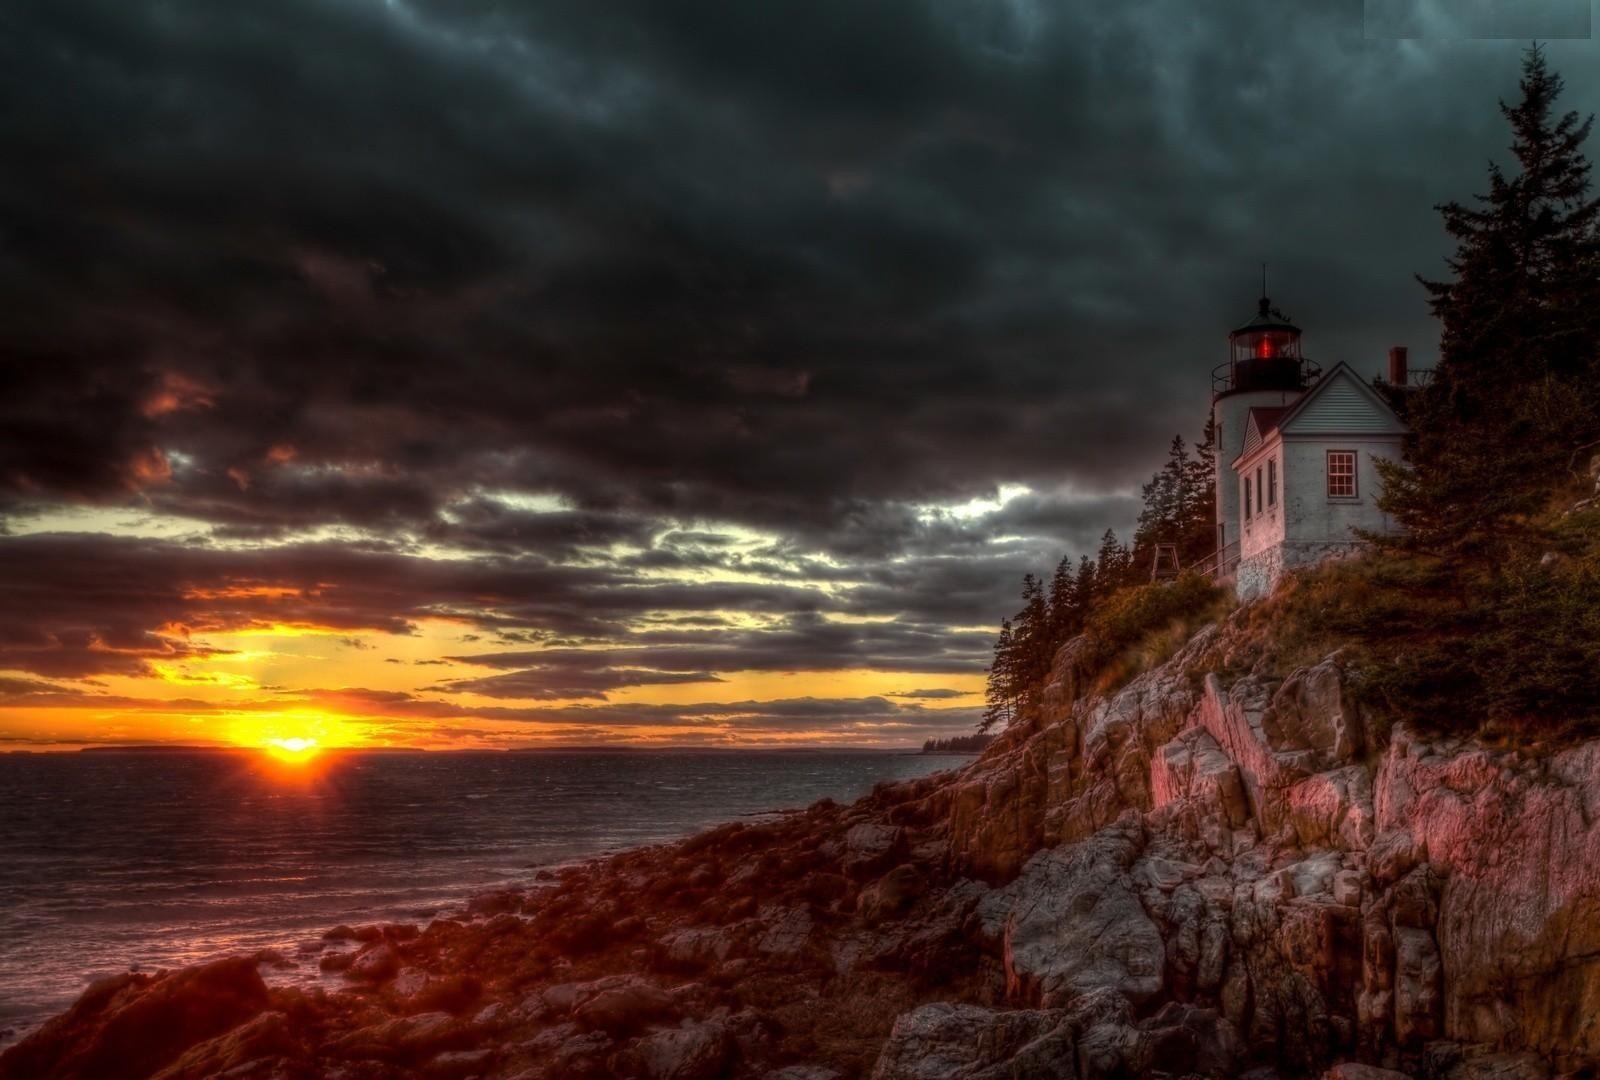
[1366,829,1422,887]
[1135,1002,1243,1078]
[1151,726,1251,832]
[148,1010,303,1080]
[1322,1065,1411,1080]
[1270,658,1364,765]
[756,907,814,958]
[424,1048,497,1079]
[0,957,271,1080]
[869,1002,1074,1079]
[330,1011,467,1060]
[631,1020,734,1080]
[347,942,401,983]
[572,979,678,1036]
[658,926,740,971]
[858,864,926,923]
[842,823,906,878]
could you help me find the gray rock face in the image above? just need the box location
[755,906,813,958]
[1151,725,1251,844]
[871,994,1245,1080]
[1270,658,1365,765]
[941,621,1600,1076]
[631,1020,733,1080]
[979,818,1166,1006]
[1323,1065,1412,1080]
[843,823,906,878]
[1196,674,1316,833]
[1287,766,1375,851]
[868,1003,1074,1080]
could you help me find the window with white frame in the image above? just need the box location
[1268,459,1277,507]
[1244,476,1252,519]
[1256,466,1264,515]
[1327,451,1357,498]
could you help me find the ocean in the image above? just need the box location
[0,748,967,1044]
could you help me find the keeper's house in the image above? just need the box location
[1209,296,1407,600]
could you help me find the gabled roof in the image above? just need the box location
[1239,406,1292,460]
[1233,362,1405,469]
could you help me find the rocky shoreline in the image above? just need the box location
[6,612,1600,1079]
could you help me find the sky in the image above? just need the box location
[1,1,1597,750]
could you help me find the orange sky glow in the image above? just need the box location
[0,516,992,751]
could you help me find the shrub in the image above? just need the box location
[1242,524,1600,742]
[1079,573,1229,693]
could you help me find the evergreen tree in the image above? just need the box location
[1094,529,1132,593]
[1182,417,1219,562]
[1381,45,1600,569]
[1133,439,1184,569]
[980,617,1016,732]
[1047,554,1078,642]
[1013,572,1052,690]
[1073,555,1097,613]
[1132,425,1219,577]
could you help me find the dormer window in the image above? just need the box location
[1327,451,1357,498]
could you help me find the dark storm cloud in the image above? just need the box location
[2,1,1594,714]
[443,612,995,687]
[0,533,825,677]
[431,662,723,701]
[0,533,987,683]
[5,0,1558,521]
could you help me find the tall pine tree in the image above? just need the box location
[1047,554,1079,643]
[980,618,1016,732]
[1094,530,1132,593]
[1380,45,1600,570]
[1132,425,1219,576]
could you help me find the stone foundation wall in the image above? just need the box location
[1237,540,1364,601]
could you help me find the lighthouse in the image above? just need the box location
[1210,295,1318,561]
[1206,291,1409,599]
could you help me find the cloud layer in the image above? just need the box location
[1,2,1591,745]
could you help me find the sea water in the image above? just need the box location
[0,748,967,1044]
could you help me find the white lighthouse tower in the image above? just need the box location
[1210,294,1319,563]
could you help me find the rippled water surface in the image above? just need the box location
[0,748,966,1042]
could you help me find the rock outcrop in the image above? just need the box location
[7,608,1600,1078]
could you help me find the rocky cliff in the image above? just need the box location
[6,608,1598,1079]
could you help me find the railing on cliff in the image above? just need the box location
[1190,539,1241,581]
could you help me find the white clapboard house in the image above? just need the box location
[1206,296,1407,600]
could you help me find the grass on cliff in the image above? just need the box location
[1009,499,1600,746]
[1079,572,1232,696]
[1235,501,1600,743]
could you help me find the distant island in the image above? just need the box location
[919,733,994,754]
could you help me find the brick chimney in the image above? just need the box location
[1387,345,1408,386]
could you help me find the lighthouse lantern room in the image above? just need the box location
[1210,295,1320,557]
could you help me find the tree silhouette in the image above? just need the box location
[1380,44,1600,570]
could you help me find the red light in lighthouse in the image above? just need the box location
[1256,335,1273,359]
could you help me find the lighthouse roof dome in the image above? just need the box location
[1231,296,1300,337]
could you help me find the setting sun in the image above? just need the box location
[264,736,320,764]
